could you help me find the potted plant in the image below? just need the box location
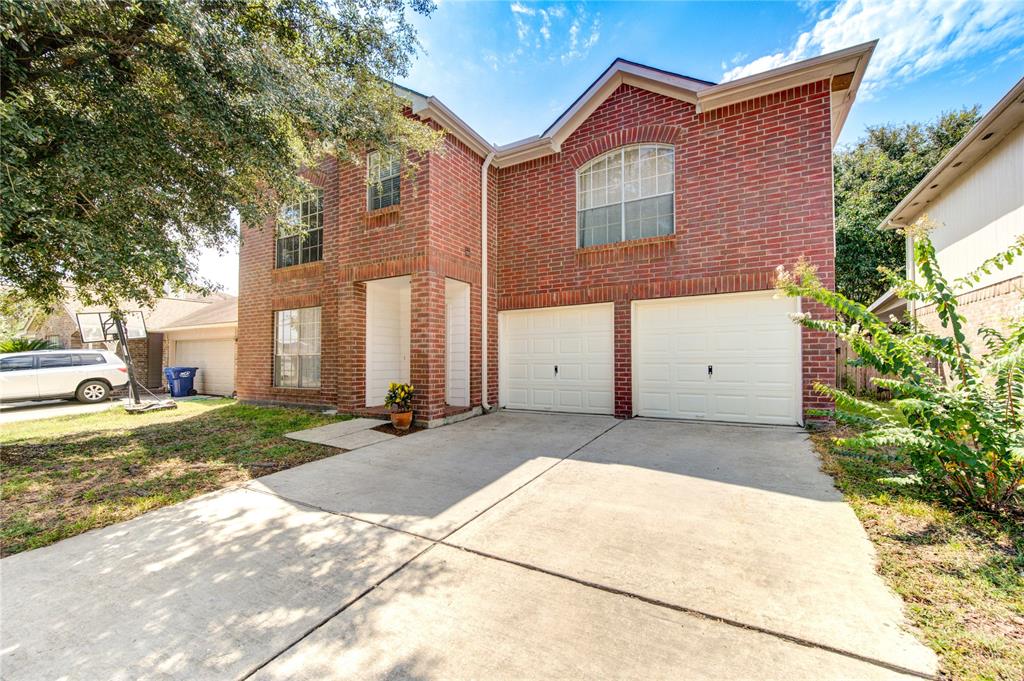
[384,381,415,430]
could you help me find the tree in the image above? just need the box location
[834,107,981,305]
[777,217,1024,513]
[1,0,441,312]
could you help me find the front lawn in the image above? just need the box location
[811,428,1024,681]
[0,399,348,557]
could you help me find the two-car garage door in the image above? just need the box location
[499,292,800,425]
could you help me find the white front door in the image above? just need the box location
[365,276,411,406]
[633,291,801,425]
[499,303,614,414]
[445,279,471,407]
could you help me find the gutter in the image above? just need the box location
[480,151,495,410]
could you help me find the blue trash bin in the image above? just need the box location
[164,367,199,397]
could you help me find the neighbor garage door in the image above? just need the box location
[500,303,614,414]
[633,291,800,425]
[173,338,236,397]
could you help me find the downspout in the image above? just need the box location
[481,151,495,411]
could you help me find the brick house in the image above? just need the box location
[237,42,876,426]
[22,293,231,389]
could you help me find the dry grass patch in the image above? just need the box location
[1,399,347,556]
[811,427,1023,681]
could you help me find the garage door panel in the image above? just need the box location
[500,303,614,415]
[173,338,235,397]
[635,292,799,425]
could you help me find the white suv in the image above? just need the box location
[0,350,130,404]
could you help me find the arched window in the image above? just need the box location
[576,144,674,247]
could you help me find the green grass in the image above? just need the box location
[0,399,349,556]
[811,429,1024,681]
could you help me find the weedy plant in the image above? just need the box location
[776,216,1024,514]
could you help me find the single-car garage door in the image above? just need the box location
[173,338,236,397]
[500,303,614,414]
[633,291,800,425]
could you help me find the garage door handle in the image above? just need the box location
[708,365,713,377]
[554,365,558,376]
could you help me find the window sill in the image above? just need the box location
[364,205,401,229]
[272,260,324,283]
[575,234,676,267]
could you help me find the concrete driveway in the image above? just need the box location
[0,397,125,423]
[0,412,937,680]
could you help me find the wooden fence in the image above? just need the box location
[835,338,892,398]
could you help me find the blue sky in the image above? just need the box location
[202,0,1024,293]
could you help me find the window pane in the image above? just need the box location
[74,354,106,365]
[578,205,622,247]
[368,151,401,210]
[274,307,321,388]
[625,194,674,240]
[300,355,321,388]
[38,354,72,368]
[0,356,34,372]
[577,144,673,247]
[276,190,323,268]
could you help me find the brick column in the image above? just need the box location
[410,271,446,423]
[614,298,632,418]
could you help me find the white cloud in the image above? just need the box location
[491,3,601,68]
[722,0,1024,97]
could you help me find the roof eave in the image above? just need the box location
[154,321,238,333]
[879,75,1024,230]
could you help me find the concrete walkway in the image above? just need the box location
[0,412,937,680]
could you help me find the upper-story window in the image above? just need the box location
[276,189,323,268]
[368,151,400,211]
[577,144,674,247]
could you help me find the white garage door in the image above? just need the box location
[174,339,236,396]
[500,303,614,414]
[634,292,800,425]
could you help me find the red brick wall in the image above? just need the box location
[493,82,836,419]
[237,130,487,422]
[238,80,837,424]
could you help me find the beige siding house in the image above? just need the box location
[154,297,238,397]
[871,77,1024,347]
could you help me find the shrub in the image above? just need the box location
[776,217,1024,513]
[0,338,55,352]
[384,382,415,412]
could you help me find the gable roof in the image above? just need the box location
[491,41,876,168]
[153,296,237,331]
[398,42,875,168]
[880,75,1024,229]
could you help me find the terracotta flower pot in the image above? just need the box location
[390,410,413,431]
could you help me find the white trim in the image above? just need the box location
[880,76,1024,229]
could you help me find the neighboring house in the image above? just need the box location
[154,297,238,397]
[870,76,1024,348]
[237,42,876,427]
[23,293,233,390]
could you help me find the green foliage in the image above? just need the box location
[384,381,414,411]
[834,107,981,305]
[777,218,1024,513]
[1,0,441,312]
[0,337,54,352]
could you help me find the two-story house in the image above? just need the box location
[237,41,875,427]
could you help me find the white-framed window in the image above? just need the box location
[368,150,400,210]
[276,189,324,268]
[274,307,321,388]
[577,144,675,247]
